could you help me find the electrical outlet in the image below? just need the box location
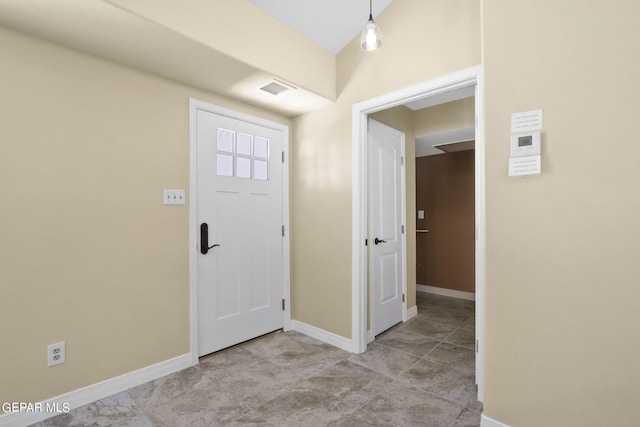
[48,342,66,367]
[163,189,185,205]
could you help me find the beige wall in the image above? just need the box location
[413,97,475,136]
[482,0,640,425]
[0,26,290,404]
[11,2,639,424]
[292,0,480,338]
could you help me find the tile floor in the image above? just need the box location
[34,292,481,426]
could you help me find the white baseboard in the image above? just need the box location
[417,284,475,301]
[290,320,354,353]
[406,305,418,320]
[0,353,192,427]
[481,414,511,427]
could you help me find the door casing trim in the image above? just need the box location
[351,65,485,400]
[188,98,291,365]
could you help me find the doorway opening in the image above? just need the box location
[351,65,485,401]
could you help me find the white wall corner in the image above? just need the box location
[481,414,512,427]
[290,320,355,353]
[0,353,193,427]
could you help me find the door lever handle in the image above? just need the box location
[374,237,387,245]
[200,223,221,254]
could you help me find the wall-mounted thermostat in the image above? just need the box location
[510,132,540,158]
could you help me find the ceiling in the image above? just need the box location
[0,0,338,116]
[248,0,396,54]
[415,126,475,157]
[247,0,476,155]
[0,0,475,129]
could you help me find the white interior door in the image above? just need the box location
[196,109,284,356]
[369,119,406,336]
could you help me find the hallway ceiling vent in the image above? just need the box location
[259,80,297,96]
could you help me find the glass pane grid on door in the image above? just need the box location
[216,128,270,180]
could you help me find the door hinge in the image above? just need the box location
[365,238,368,246]
[282,151,285,163]
[401,156,404,166]
[476,339,479,353]
[282,299,285,311]
[401,225,405,234]
[402,293,405,303]
[282,225,285,237]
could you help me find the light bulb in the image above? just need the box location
[361,17,383,51]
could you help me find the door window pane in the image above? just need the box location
[254,159,269,180]
[254,137,269,159]
[217,128,234,153]
[217,154,233,176]
[236,157,251,178]
[237,134,252,156]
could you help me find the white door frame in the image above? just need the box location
[188,98,291,365]
[351,65,485,400]
[368,119,408,339]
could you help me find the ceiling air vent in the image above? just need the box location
[259,79,297,96]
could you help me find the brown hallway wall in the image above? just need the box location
[416,150,475,293]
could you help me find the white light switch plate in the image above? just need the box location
[163,189,185,205]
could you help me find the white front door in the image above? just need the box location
[369,119,406,336]
[196,108,284,356]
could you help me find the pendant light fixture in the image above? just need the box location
[360,0,383,51]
